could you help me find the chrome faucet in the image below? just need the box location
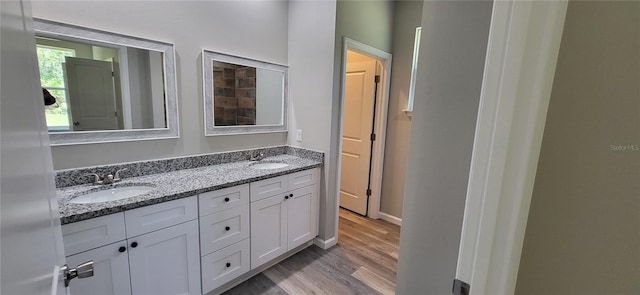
[249,150,264,161]
[82,168,128,185]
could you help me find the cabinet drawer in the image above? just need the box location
[288,168,319,191]
[199,184,249,216]
[250,175,289,202]
[124,196,197,237]
[199,205,249,256]
[62,213,126,256]
[201,239,250,294]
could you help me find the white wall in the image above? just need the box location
[395,1,492,293]
[31,1,289,169]
[515,1,640,293]
[256,68,283,125]
[379,0,423,219]
[287,0,337,240]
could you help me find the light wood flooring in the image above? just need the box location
[223,208,401,295]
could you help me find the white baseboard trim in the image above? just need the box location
[379,212,402,226]
[314,236,337,249]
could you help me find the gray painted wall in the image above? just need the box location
[322,0,395,240]
[287,0,337,240]
[515,2,640,293]
[395,1,492,293]
[379,0,423,219]
[31,1,289,169]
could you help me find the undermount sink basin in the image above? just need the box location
[70,185,155,204]
[250,162,289,170]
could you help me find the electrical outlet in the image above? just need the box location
[296,129,303,142]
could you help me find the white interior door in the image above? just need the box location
[1,1,67,294]
[339,60,376,215]
[65,57,118,131]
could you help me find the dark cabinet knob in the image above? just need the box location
[131,242,138,248]
[226,262,231,268]
[284,195,289,200]
[289,194,293,198]
[225,226,230,231]
[118,246,126,253]
[224,197,230,202]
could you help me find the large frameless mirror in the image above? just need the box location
[202,50,287,136]
[34,19,179,145]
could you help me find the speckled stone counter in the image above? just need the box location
[57,154,322,224]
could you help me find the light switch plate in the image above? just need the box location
[296,129,303,142]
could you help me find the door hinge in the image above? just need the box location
[111,71,115,77]
[370,133,376,141]
[115,111,118,117]
[375,75,380,83]
[452,279,470,295]
[366,189,372,196]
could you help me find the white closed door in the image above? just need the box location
[1,2,67,294]
[66,241,131,295]
[287,185,318,250]
[65,57,118,131]
[340,60,377,215]
[250,195,287,269]
[128,220,201,295]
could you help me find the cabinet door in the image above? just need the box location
[287,184,318,250]
[128,220,201,295]
[66,241,131,295]
[250,195,287,269]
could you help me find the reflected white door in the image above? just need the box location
[65,57,118,131]
[1,1,67,294]
[339,60,376,215]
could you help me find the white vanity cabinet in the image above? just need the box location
[250,168,319,269]
[61,196,201,295]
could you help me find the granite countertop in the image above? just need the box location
[57,155,322,224]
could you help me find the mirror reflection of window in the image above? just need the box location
[37,44,75,131]
[35,35,168,132]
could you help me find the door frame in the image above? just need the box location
[334,37,392,228]
[454,1,568,294]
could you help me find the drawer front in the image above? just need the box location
[201,239,250,294]
[199,205,249,256]
[250,175,289,202]
[199,184,249,216]
[62,213,126,256]
[288,168,320,191]
[124,196,197,238]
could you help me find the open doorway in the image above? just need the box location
[334,38,398,293]
[337,38,392,219]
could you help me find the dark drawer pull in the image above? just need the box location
[224,197,230,202]
[119,246,126,253]
[225,226,230,231]
[131,242,138,248]
[226,262,231,268]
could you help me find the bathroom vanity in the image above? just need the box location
[56,148,322,295]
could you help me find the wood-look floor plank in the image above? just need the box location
[222,273,287,295]
[224,208,400,295]
[352,266,396,295]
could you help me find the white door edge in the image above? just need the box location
[455,1,568,294]
[333,37,393,243]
